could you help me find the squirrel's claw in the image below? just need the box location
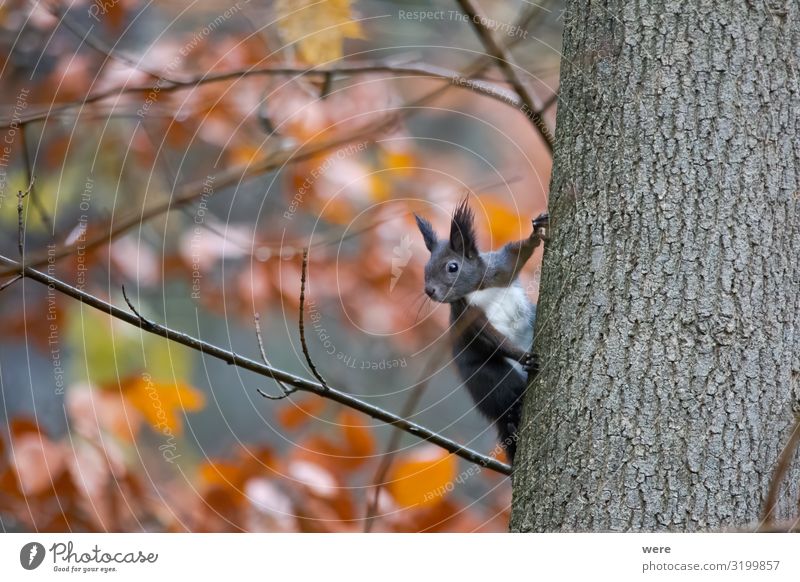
[531,212,550,243]
[521,352,539,375]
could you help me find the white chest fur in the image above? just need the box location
[466,283,534,352]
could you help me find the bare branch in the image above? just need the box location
[455,0,555,153]
[299,248,330,391]
[0,61,526,130]
[0,253,511,475]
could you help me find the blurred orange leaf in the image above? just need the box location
[368,174,391,202]
[9,417,42,437]
[338,409,375,463]
[380,149,416,176]
[100,0,126,30]
[276,0,364,64]
[277,396,325,430]
[67,384,140,443]
[122,375,205,436]
[12,434,66,496]
[290,434,345,473]
[227,143,264,167]
[199,460,241,487]
[203,484,245,517]
[479,197,527,246]
[196,445,279,530]
[315,196,356,224]
[387,446,457,508]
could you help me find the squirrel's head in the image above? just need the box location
[414,200,486,303]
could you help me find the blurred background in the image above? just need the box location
[0,0,562,532]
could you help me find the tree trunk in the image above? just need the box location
[511,0,800,532]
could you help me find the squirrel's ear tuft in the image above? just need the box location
[414,214,437,252]
[450,199,478,258]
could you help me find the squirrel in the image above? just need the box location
[414,200,549,464]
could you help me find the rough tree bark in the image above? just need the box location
[511,0,800,531]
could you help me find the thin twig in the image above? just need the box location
[255,71,278,134]
[299,248,330,390]
[121,285,156,330]
[19,127,53,234]
[455,0,555,153]
[0,274,22,292]
[320,71,334,99]
[541,89,559,113]
[17,190,26,258]
[256,388,289,401]
[760,414,800,526]
[254,312,296,400]
[0,253,511,475]
[17,176,35,257]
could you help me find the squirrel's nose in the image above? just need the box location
[424,286,436,299]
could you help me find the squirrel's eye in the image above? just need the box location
[446,261,459,273]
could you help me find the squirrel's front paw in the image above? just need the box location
[531,212,549,243]
[522,352,539,375]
